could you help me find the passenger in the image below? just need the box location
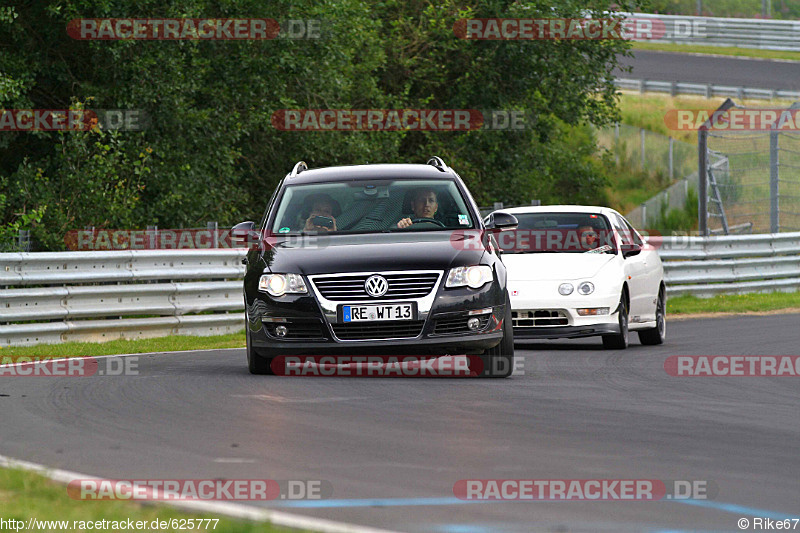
[302,193,341,232]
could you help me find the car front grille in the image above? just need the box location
[513,309,569,327]
[331,320,425,340]
[434,315,491,335]
[312,272,440,301]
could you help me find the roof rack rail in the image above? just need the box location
[427,156,450,173]
[289,161,308,177]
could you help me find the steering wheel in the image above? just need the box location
[411,217,446,228]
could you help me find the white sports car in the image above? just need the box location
[488,205,665,348]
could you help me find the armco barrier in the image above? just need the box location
[658,231,800,297]
[625,13,800,52]
[0,250,246,347]
[2,236,800,346]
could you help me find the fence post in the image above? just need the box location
[614,123,620,165]
[641,203,647,227]
[17,229,30,252]
[698,128,708,236]
[207,221,219,248]
[770,131,779,233]
[146,225,158,249]
[640,128,646,170]
[669,137,674,180]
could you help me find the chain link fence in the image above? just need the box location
[595,123,697,229]
[699,101,800,235]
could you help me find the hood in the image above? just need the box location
[502,252,615,281]
[262,231,488,275]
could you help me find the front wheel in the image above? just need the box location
[473,298,514,378]
[602,293,629,350]
[638,287,666,345]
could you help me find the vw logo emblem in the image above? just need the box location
[364,275,388,298]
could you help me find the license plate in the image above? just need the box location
[341,303,415,322]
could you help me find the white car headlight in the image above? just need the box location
[558,283,574,296]
[259,273,308,297]
[577,281,595,295]
[446,265,493,289]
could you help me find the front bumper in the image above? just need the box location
[513,323,619,340]
[246,277,506,355]
[508,282,621,340]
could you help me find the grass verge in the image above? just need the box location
[631,41,800,62]
[0,331,245,360]
[668,291,800,315]
[0,466,294,532]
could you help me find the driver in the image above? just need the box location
[397,188,439,229]
[578,224,600,249]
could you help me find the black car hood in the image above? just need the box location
[262,231,489,275]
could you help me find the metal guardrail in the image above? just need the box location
[658,231,800,296]
[0,250,246,347]
[627,13,800,52]
[615,78,800,101]
[2,235,800,346]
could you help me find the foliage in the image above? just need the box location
[1,0,645,249]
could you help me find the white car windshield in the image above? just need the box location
[495,212,616,253]
[270,179,475,234]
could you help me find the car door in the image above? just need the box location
[612,213,648,321]
[622,216,662,322]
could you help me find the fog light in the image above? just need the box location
[467,317,481,331]
[577,307,609,316]
[275,325,288,337]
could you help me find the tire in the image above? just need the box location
[473,297,514,378]
[246,313,273,375]
[602,292,629,350]
[638,287,666,345]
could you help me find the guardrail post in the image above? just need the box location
[614,123,620,165]
[639,79,646,94]
[770,131,779,233]
[705,84,712,99]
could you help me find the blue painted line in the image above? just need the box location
[269,496,800,525]
[674,498,800,520]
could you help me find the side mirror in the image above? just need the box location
[231,221,259,248]
[485,212,518,230]
[620,243,642,258]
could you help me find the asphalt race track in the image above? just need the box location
[615,50,800,91]
[2,314,799,532]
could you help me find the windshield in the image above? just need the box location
[270,179,476,234]
[495,212,616,254]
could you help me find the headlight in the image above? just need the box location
[446,265,493,289]
[577,281,595,295]
[258,273,308,297]
[558,283,574,296]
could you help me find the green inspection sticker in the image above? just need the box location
[279,227,291,233]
